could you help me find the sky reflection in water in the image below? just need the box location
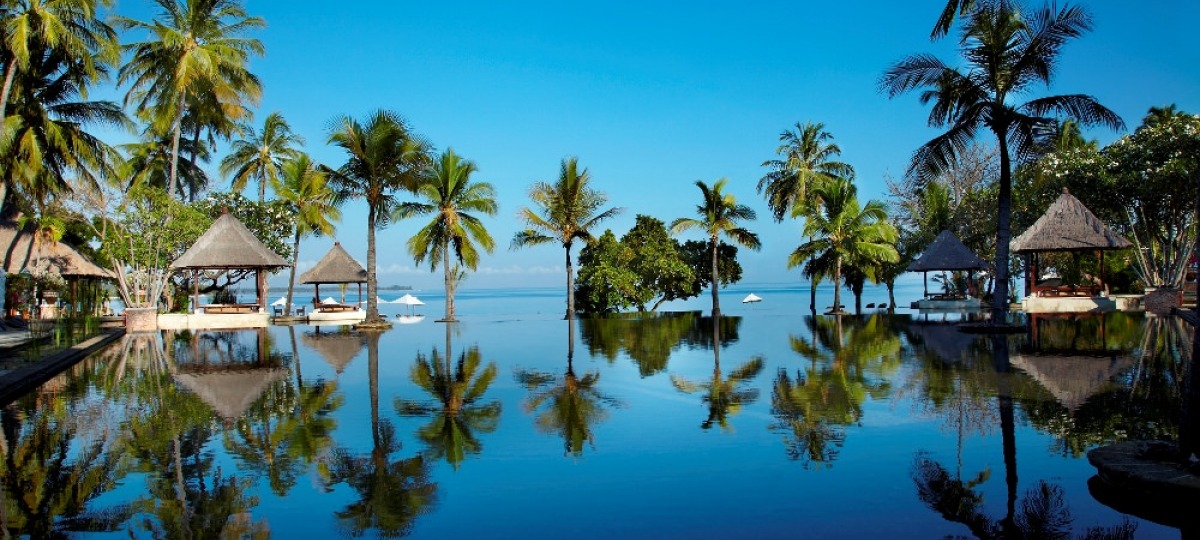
[0,288,1187,538]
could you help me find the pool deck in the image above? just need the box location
[0,327,125,405]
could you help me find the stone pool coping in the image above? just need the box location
[0,328,125,406]
[1088,440,1200,501]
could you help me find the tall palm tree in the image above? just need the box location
[512,157,622,319]
[396,149,497,322]
[220,111,303,201]
[116,0,265,200]
[670,178,760,317]
[273,153,339,314]
[327,109,431,326]
[789,178,898,315]
[882,0,1123,321]
[120,128,211,200]
[759,122,855,311]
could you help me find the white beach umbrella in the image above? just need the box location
[271,297,288,306]
[742,293,763,304]
[395,293,425,315]
[322,297,339,305]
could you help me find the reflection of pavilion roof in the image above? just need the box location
[905,321,986,365]
[1010,353,1134,411]
[175,368,288,421]
[907,230,988,272]
[301,330,365,374]
[1011,189,1132,253]
[299,242,367,284]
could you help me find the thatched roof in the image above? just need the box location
[907,230,988,272]
[171,212,288,270]
[1010,353,1134,411]
[0,221,114,278]
[1011,189,1133,253]
[302,329,365,374]
[299,242,367,284]
[174,368,288,420]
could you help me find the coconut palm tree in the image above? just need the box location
[512,157,622,319]
[759,122,854,311]
[120,128,212,200]
[327,110,432,326]
[670,178,760,317]
[881,0,1123,321]
[116,0,265,200]
[396,149,497,322]
[220,112,303,201]
[273,153,339,315]
[789,177,898,315]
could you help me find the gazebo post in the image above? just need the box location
[358,282,363,304]
[1099,250,1106,294]
[192,270,199,313]
[923,271,928,298]
[257,269,267,312]
[314,284,320,306]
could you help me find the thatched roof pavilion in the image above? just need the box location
[299,242,366,305]
[907,230,988,298]
[1011,189,1132,297]
[0,220,113,278]
[171,212,288,312]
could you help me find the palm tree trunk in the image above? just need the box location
[833,257,843,314]
[991,334,1018,536]
[368,333,380,451]
[365,206,379,322]
[168,90,188,200]
[443,241,455,322]
[710,237,720,317]
[188,127,202,201]
[992,126,1013,323]
[286,231,300,316]
[887,280,897,312]
[0,61,15,218]
[565,243,575,320]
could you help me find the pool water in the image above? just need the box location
[0,286,1187,538]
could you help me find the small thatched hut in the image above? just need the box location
[1011,188,1132,297]
[907,230,988,298]
[171,212,288,312]
[299,242,367,305]
[0,220,113,278]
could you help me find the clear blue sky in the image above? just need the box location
[110,1,1200,290]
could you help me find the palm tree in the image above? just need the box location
[274,153,339,315]
[758,121,855,222]
[120,128,212,200]
[220,111,303,201]
[789,177,898,315]
[116,0,265,200]
[327,110,431,326]
[512,157,622,319]
[396,149,497,322]
[881,0,1123,321]
[670,178,760,317]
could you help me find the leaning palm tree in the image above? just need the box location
[788,177,898,315]
[220,111,303,201]
[116,0,265,200]
[273,153,339,315]
[881,0,1123,321]
[512,157,622,319]
[396,149,497,322]
[670,178,760,317]
[759,122,854,311]
[327,109,431,326]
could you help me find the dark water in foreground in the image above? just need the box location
[0,286,1192,538]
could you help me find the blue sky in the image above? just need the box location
[109,1,1200,290]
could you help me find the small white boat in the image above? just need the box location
[742,293,763,304]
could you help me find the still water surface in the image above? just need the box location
[0,286,1188,538]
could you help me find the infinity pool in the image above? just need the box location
[0,288,1185,538]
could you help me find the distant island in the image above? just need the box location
[266,284,413,293]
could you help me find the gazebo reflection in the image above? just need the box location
[165,328,288,424]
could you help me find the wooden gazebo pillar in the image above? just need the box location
[257,269,267,312]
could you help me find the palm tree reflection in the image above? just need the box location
[670,315,764,431]
[515,317,619,456]
[397,324,501,469]
[322,331,437,538]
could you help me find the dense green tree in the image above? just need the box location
[671,178,760,317]
[116,0,265,199]
[882,0,1123,320]
[220,111,303,202]
[679,239,742,296]
[512,157,622,319]
[789,178,898,315]
[327,109,432,325]
[397,149,497,322]
[273,153,339,314]
[574,229,636,314]
[621,215,696,311]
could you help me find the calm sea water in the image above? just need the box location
[2,283,1187,538]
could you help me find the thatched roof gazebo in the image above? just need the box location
[299,242,367,306]
[0,221,114,278]
[171,212,288,313]
[1011,188,1132,297]
[907,230,989,299]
